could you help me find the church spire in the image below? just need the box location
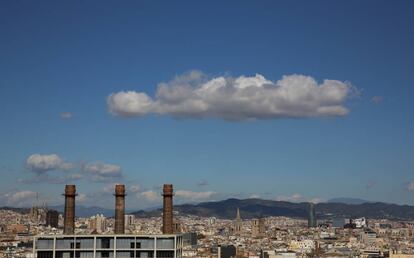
[236,207,241,221]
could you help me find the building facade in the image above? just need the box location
[46,210,59,228]
[307,203,317,228]
[34,234,183,258]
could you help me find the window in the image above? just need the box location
[136,238,154,249]
[56,238,75,249]
[116,237,134,249]
[97,237,113,249]
[96,251,113,258]
[136,251,154,258]
[77,238,94,249]
[116,251,134,258]
[37,239,53,249]
[37,251,53,258]
[156,238,174,249]
[156,250,174,258]
[75,251,94,258]
[56,251,74,258]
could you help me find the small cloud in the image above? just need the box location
[0,190,37,206]
[197,180,208,187]
[66,173,83,181]
[276,193,324,203]
[83,162,122,182]
[141,191,160,202]
[175,190,217,201]
[77,193,87,203]
[26,154,73,173]
[371,96,383,104]
[60,112,73,119]
[366,181,376,190]
[129,185,140,193]
[249,193,261,199]
[406,182,414,192]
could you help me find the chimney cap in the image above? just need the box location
[64,185,76,196]
[162,184,173,195]
[115,184,126,196]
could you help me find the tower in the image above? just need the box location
[308,202,317,228]
[63,185,76,234]
[162,184,174,234]
[114,184,126,234]
[234,208,242,235]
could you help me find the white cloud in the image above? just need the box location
[197,180,208,187]
[371,96,383,104]
[84,162,122,178]
[140,191,160,202]
[60,112,73,119]
[129,185,140,193]
[249,193,261,199]
[276,193,324,203]
[26,154,72,173]
[77,193,87,203]
[407,182,414,192]
[0,191,37,206]
[175,190,217,201]
[66,173,83,180]
[108,71,355,121]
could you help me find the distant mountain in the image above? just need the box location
[131,198,414,220]
[328,197,372,205]
[4,198,414,220]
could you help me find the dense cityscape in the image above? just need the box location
[1,184,414,258]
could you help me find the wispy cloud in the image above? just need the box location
[0,190,37,206]
[60,112,73,119]
[366,181,376,190]
[175,190,217,201]
[276,193,324,203]
[108,71,356,121]
[83,162,122,182]
[140,190,161,202]
[371,96,384,104]
[406,182,414,192]
[197,179,208,187]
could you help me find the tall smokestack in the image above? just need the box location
[114,184,126,234]
[63,185,76,234]
[162,184,173,234]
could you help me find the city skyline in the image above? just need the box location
[1,1,414,209]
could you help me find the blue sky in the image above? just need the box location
[1,0,414,209]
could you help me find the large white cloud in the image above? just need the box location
[108,71,355,121]
[26,154,72,173]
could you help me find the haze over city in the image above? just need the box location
[1,0,414,211]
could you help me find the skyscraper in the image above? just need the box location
[308,202,317,228]
[46,210,59,228]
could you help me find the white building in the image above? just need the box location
[125,215,135,230]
